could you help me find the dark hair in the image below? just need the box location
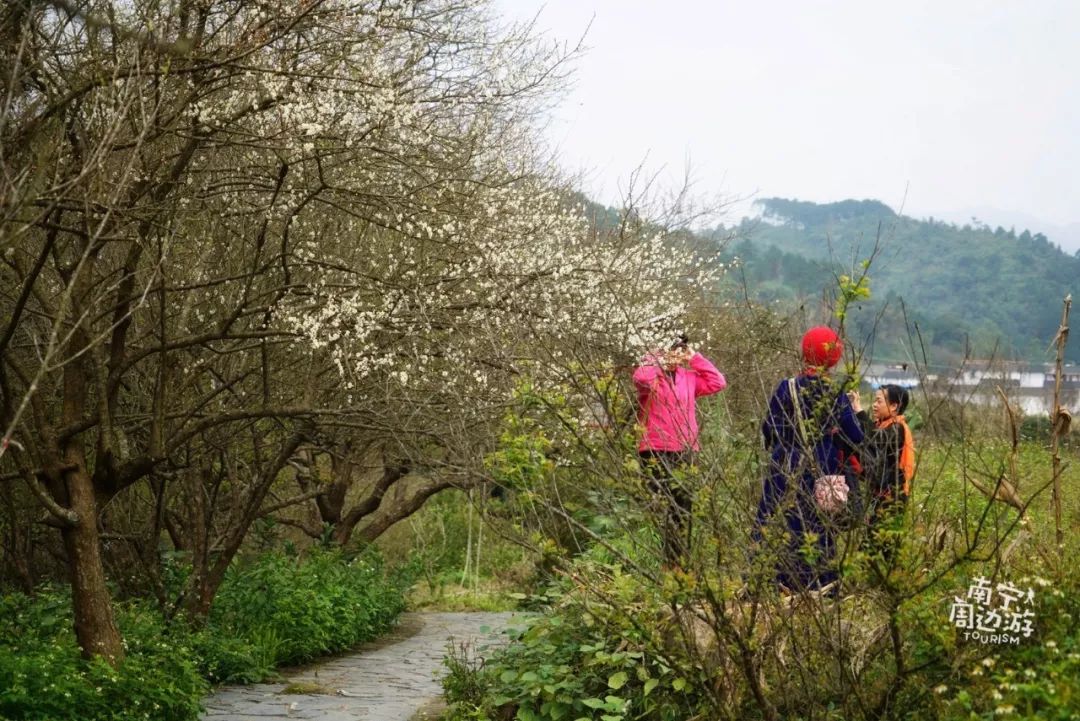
[670,333,690,350]
[880,384,910,414]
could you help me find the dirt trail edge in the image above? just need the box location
[201,611,520,721]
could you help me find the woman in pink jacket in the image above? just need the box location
[633,335,727,567]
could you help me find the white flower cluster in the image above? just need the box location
[276,174,725,404]
[176,0,567,169]
[93,0,726,410]
[23,0,724,427]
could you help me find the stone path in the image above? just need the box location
[201,612,520,721]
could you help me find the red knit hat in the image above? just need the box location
[801,326,843,368]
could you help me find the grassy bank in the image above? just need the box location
[0,548,409,721]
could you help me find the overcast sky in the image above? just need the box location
[493,0,1080,249]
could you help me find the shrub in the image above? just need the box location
[441,641,494,713]
[927,572,1080,721]
[0,548,411,719]
[186,628,273,685]
[443,566,708,721]
[208,547,410,667]
[0,591,206,721]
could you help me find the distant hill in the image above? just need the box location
[925,206,1080,255]
[710,198,1080,364]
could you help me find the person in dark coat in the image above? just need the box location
[753,327,864,591]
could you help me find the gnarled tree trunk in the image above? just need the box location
[59,465,123,662]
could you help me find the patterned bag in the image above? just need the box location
[813,474,849,513]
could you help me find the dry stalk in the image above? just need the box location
[1049,294,1071,554]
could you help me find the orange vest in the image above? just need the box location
[877,415,915,496]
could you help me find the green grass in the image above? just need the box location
[408,580,521,612]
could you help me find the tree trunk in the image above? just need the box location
[331,462,410,546]
[0,483,35,592]
[55,302,124,664]
[185,561,228,621]
[179,465,213,622]
[353,477,454,545]
[60,464,124,663]
[182,427,310,621]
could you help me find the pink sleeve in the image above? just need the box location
[632,353,663,388]
[689,353,726,396]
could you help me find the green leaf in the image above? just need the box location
[607,671,628,690]
[582,698,606,709]
[604,695,626,709]
[500,669,519,683]
[643,678,659,696]
[518,708,541,721]
[672,677,686,691]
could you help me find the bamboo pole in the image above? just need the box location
[474,495,484,590]
[461,488,473,585]
[1049,294,1072,555]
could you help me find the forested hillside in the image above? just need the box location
[711,198,1080,363]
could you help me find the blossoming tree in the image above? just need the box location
[0,0,722,662]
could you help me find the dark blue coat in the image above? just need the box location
[754,373,864,589]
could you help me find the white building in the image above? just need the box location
[862,361,1080,417]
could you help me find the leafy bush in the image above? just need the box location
[441,641,495,713]
[927,573,1080,721]
[209,547,409,668]
[0,548,410,719]
[186,628,273,685]
[443,566,708,721]
[0,591,206,721]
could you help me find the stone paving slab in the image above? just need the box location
[201,611,521,721]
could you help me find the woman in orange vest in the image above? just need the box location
[849,384,915,563]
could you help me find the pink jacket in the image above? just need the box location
[633,353,727,452]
